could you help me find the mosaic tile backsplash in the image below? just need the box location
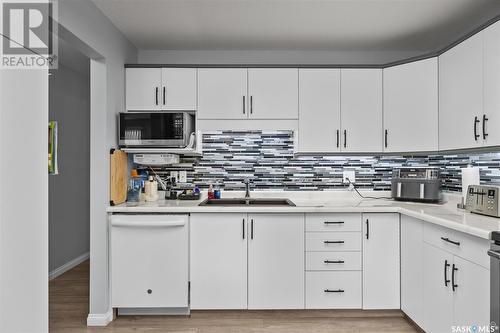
[167,131,500,192]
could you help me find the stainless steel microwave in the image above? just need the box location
[118,112,195,148]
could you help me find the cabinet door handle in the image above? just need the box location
[365,219,369,239]
[444,260,451,287]
[251,219,254,239]
[324,260,345,264]
[483,114,489,140]
[163,87,166,105]
[242,218,245,239]
[474,116,480,141]
[441,237,460,246]
[324,221,344,225]
[242,96,246,114]
[324,289,344,293]
[324,240,344,244]
[250,96,253,114]
[336,130,339,148]
[452,264,458,291]
[384,130,388,148]
[344,129,347,148]
[155,87,159,105]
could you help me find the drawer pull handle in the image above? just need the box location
[324,289,344,293]
[440,237,460,246]
[324,240,345,244]
[324,260,345,264]
[324,221,344,225]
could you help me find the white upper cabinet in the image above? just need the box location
[362,213,400,310]
[126,68,196,111]
[126,68,162,110]
[298,69,341,153]
[248,68,298,119]
[197,68,248,119]
[341,69,383,153]
[161,68,197,110]
[439,33,484,150]
[483,21,500,147]
[383,58,438,152]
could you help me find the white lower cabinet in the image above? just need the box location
[190,213,248,309]
[305,271,362,309]
[190,213,304,310]
[401,216,424,327]
[305,213,362,309]
[362,213,400,309]
[248,214,305,309]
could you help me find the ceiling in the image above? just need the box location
[92,0,500,52]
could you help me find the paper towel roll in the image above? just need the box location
[461,166,480,200]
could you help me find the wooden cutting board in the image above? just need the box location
[110,149,128,206]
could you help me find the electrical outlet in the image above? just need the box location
[343,170,356,184]
[170,171,179,181]
[178,170,187,183]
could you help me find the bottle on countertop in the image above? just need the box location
[208,184,215,199]
[144,175,159,202]
[214,182,221,199]
[127,169,141,203]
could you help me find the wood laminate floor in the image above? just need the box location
[49,260,420,333]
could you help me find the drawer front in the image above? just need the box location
[306,232,362,252]
[423,222,490,268]
[306,271,362,309]
[306,213,362,232]
[306,251,361,271]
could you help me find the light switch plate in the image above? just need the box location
[343,170,356,184]
[179,171,187,183]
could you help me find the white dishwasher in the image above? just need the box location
[110,214,189,312]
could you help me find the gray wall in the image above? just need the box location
[57,0,138,317]
[138,49,420,65]
[49,61,90,272]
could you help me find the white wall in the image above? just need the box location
[0,69,49,332]
[56,0,138,322]
[138,49,421,65]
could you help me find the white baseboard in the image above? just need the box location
[49,252,89,280]
[87,309,114,326]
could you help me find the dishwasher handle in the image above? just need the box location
[111,219,186,228]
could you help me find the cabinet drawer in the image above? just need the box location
[306,251,361,271]
[306,271,362,309]
[306,213,361,232]
[423,222,490,268]
[306,232,361,252]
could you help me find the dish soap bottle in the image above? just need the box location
[208,184,215,199]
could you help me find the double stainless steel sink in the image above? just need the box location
[199,198,296,206]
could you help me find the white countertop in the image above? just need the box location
[107,190,500,240]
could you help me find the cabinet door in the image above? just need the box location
[484,22,500,147]
[126,68,162,110]
[423,243,454,333]
[383,58,438,152]
[197,68,247,119]
[248,68,298,120]
[190,213,248,309]
[453,256,490,329]
[439,33,483,150]
[110,215,188,308]
[248,214,304,309]
[161,68,196,110]
[362,213,400,309]
[341,69,383,152]
[298,69,341,152]
[401,216,424,327]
